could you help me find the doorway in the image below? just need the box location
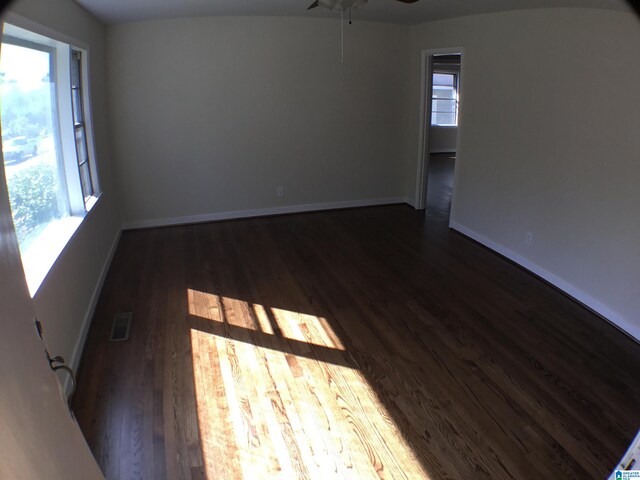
[414,49,463,225]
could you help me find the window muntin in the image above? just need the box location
[431,73,459,127]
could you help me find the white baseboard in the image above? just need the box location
[123,197,410,230]
[450,221,640,343]
[403,196,416,208]
[65,227,122,397]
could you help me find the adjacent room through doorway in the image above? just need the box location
[425,152,456,223]
[417,52,461,222]
[426,54,460,220]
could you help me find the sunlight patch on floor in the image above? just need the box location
[188,288,431,480]
[270,307,345,351]
[187,288,345,351]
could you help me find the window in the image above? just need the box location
[71,50,95,203]
[1,22,100,295]
[431,73,459,127]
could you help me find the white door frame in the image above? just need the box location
[414,47,464,214]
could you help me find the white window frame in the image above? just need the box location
[430,72,459,127]
[1,13,101,295]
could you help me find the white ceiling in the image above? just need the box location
[74,0,632,25]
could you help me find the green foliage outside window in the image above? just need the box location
[1,81,52,139]
[7,162,62,244]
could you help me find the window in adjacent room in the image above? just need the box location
[1,22,101,295]
[431,73,459,127]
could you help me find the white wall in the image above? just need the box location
[429,126,457,153]
[0,119,103,480]
[0,1,108,476]
[107,16,412,227]
[5,0,121,374]
[408,8,640,339]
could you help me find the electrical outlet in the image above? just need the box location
[276,186,284,197]
[525,232,533,245]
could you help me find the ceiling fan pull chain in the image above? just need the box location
[349,7,352,24]
[341,7,344,64]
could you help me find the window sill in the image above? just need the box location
[21,215,84,297]
[85,194,99,212]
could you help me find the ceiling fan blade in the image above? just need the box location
[307,0,320,9]
[395,0,419,3]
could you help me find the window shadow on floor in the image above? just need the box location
[72,202,640,480]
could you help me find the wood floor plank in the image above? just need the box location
[190,326,243,479]
[72,156,640,479]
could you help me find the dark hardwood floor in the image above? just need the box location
[73,155,640,479]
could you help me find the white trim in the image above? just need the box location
[2,12,90,51]
[450,221,640,343]
[430,149,456,154]
[414,50,431,210]
[414,47,464,211]
[123,197,409,230]
[64,226,122,396]
[403,196,416,208]
[79,48,102,197]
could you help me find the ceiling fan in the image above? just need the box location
[307,0,418,11]
[306,0,419,63]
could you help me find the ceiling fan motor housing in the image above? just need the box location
[319,0,368,11]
